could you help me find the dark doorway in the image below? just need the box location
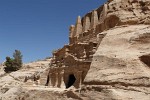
[45,75,49,86]
[140,55,150,67]
[66,74,76,88]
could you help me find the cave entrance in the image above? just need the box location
[140,55,150,67]
[45,75,49,86]
[66,74,76,88]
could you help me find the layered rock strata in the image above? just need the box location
[1,0,150,99]
[40,0,150,96]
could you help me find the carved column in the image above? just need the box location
[99,4,108,23]
[57,72,61,88]
[75,71,83,88]
[60,71,65,89]
[83,49,87,60]
[78,71,83,89]
[55,73,58,88]
[103,4,108,19]
[69,25,75,38]
[83,16,90,32]
[90,10,99,29]
[65,48,69,57]
[48,73,52,87]
[51,73,56,87]
[69,25,75,44]
[73,16,83,38]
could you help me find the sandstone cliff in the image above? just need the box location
[0,0,150,100]
[0,59,52,100]
[84,25,150,100]
[45,0,150,99]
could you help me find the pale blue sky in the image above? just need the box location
[0,0,107,63]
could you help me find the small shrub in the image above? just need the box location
[4,50,23,73]
[4,57,18,73]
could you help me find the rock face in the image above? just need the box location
[84,25,150,100]
[44,0,150,89]
[0,59,51,100]
[40,0,150,99]
[1,0,150,99]
[85,25,150,84]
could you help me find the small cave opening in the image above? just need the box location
[105,15,119,29]
[45,75,49,86]
[66,74,76,88]
[140,55,150,67]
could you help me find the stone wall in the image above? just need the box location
[39,0,150,89]
[45,42,97,88]
[69,0,150,44]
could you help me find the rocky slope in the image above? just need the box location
[45,0,150,99]
[83,25,150,100]
[0,0,150,100]
[0,59,53,100]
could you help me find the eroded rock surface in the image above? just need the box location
[84,25,150,100]
[1,0,150,100]
[44,0,150,99]
[0,59,51,100]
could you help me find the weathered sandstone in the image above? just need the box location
[1,0,150,99]
[39,0,150,99]
[44,0,150,90]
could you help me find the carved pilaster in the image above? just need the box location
[51,73,56,87]
[90,10,99,29]
[83,16,90,32]
[57,72,61,88]
[99,3,108,23]
[69,25,75,44]
[78,71,83,89]
[73,16,83,38]
[65,48,69,57]
[55,73,58,88]
[69,25,75,38]
[60,71,65,89]
[48,73,52,87]
[75,71,83,88]
[83,49,87,60]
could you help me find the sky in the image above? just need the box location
[0,0,107,63]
